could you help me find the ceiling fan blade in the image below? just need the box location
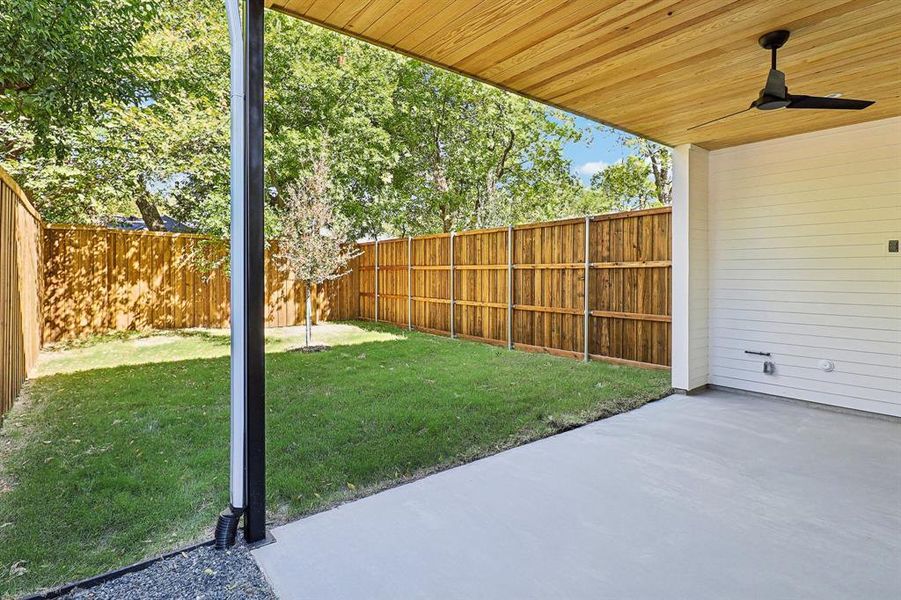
[688,106,752,131]
[786,95,875,110]
[764,69,787,98]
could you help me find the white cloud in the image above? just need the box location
[576,160,609,177]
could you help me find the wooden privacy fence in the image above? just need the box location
[0,167,43,420]
[360,207,671,368]
[42,225,358,342]
[43,207,671,367]
[0,161,670,422]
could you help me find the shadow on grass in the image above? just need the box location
[35,320,405,379]
[0,323,670,596]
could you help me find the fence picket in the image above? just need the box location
[364,208,671,368]
[35,207,671,370]
[0,167,43,420]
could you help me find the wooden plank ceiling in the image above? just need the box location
[267,0,901,150]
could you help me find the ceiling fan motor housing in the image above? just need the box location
[755,92,791,110]
[758,30,791,50]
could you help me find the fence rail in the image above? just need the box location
[0,166,43,420]
[358,207,671,368]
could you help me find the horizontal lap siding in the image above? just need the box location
[708,117,901,417]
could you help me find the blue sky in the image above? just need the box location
[563,116,634,186]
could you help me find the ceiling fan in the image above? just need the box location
[689,30,875,130]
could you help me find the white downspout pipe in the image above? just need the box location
[224,0,245,513]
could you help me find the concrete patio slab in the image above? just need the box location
[253,390,901,599]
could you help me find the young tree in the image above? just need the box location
[277,147,360,347]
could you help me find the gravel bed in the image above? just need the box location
[59,540,275,600]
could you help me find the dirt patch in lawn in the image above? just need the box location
[287,344,330,353]
[0,383,40,497]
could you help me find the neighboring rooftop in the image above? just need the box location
[105,215,194,233]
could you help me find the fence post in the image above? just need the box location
[449,231,455,338]
[407,236,412,331]
[507,225,513,350]
[583,216,590,362]
[374,237,379,322]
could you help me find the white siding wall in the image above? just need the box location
[708,117,901,417]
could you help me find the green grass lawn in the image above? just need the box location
[0,321,670,597]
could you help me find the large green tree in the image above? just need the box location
[0,0,161,155]
[386,63,581,233]
[590,156,657,210]
[2,0,238,230]
[623,135,672,205]
[263,15,402,236]
[589,133,672,211]
[1,1,590,237]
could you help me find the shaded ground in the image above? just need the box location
[0,321,670,597]
[256,391,901,600]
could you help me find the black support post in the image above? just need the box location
[244,0,266,544]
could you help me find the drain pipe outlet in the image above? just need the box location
[215,506,245,550]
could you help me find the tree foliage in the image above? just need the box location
[590,132,672,211]
[386,63,581,233]
[276,145,360,346]
[623,135,672,205]
[276,145,359,287]
[590,156,657,210]
[0,0,667,238]
[0,0,161,154]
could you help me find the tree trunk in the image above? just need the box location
[649,155,666,205]
[0,80,33,95]
[432,136,453,233]
[135,195,167,231]
[305,283,313,347]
